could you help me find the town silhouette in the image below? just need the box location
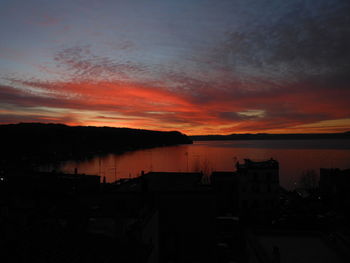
[1,123,350,262]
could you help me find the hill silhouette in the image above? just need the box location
[190,132,350,141]
[0,123,192,168]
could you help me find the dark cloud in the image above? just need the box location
[214,0,350,85]
[53,46,147,80]
[218,112,260,121]
[0,113,78,125]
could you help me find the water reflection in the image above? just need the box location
[53,140,350,190]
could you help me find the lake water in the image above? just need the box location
[47,139,350,190]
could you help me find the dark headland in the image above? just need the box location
[191,132,350,141]
[0,123,192,167]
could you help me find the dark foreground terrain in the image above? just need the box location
[1,124,350,262]
[1,163,350,263]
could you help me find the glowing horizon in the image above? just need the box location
[1,0,350,135]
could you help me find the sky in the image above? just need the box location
[0,0,350,135]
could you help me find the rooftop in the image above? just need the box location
[143,172,203,191]
[211,171,237,177]
[256,233,346,263]
[236,158,279,170]
[320,168,350,175]
[116,172,205,192]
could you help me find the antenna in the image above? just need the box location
[185,151,189,172]
[114,155,117,182]
[99,156,101,177]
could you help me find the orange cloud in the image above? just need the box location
[2,74,350,135]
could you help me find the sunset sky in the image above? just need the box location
[1,0,349,135]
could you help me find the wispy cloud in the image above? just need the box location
[53,46,147,81]
[1,0,349,134]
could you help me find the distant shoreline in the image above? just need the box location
[190,132,350,141]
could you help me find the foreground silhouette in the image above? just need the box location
[1,159,349,262]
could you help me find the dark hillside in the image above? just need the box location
[190,132,350,141]
[0,123,192,168]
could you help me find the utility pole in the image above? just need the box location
[114,156,117,182]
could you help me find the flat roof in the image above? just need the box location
[144,172,203,191]
[116,172,206,192]
[257,234,344,263]
[237,158,279,170]
[211,171,237,176]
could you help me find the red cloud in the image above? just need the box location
[2,75,350,135]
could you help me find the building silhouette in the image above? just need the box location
[236,159,280,222]
[320,168,350,215]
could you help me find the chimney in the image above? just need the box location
[141,171,148,193]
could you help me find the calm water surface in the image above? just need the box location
[48,140,350,190]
